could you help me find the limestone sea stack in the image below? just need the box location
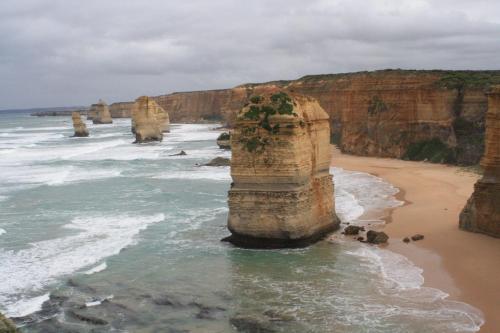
[91,100,113,124]
[71,112,89,137]
[225,91,340,248]
[131,96,163,143]
[459,86,500,237]
[131,96,170,134]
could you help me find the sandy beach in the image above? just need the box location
[331,146,500,333]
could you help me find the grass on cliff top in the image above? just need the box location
[295,69,500,88]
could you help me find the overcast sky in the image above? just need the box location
[1,0,499,109]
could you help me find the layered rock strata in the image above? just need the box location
[109,102,134,118]
[459,86,500,237]
[71,112,89,137]
[91,100,113,124]
[131,97,169,134]
[131,96,164,143]
[145,70,500,165]
[226,92,339,248]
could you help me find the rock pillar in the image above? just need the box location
[460,86,500,237]
[71,112,89,137]
[226,91,339,248]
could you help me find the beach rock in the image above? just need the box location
[91,100,113,124]
[132,96,163,143]
[170,150,187,156]
[71,112,89,137]
[403,237,411,243]
[0,313,18,333]
[460,86,500,238]
[411,234,424,241]
[217,132,231,149]
[204,157,230,166]
[366,230,389,244]
[230,314,278,333]
[67,310,108,325]
[226,91,340,248]
[343,225,362,235]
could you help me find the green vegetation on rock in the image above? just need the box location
[437,71,500,90]
[403,138,456,164]
[217,132,231,141]
[240,92,297,153]
[367,96,388,115]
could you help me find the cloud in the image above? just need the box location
[0,0,499,108]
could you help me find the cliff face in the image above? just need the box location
[460,86,500,237]
[91,100,113,124]
[71,112,89,137]
[109,102,134,118]
[150,70,500,165]
[226,92,339,248]
[131,96,163,143]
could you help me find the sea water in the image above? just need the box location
[0,111,484,332]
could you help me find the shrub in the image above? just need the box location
[403,138,456,164]
[217,132,230,140]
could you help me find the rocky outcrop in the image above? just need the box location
[131,96,169,134]
[145,70,500,165]
[71,112,89,137]
[460,86,500,237]
[0,313,18,333]
[225,91,340,248]
[109,102,134,118]
[216,132,231,149]
[203,157,230,166]
[131,96,163,143]
[91,100,113,124]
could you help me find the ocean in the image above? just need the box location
[0,112,484,332]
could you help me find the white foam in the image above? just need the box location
[84,262,107,275]
[0,228,6,236]
[167,124,222,142]
[154,166,231,181]
[0,213,164,317]
[0,165,122,187]
[85,295,113,308]
[332,167,403,224]
[4,293,50,318]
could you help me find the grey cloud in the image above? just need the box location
[0,0,499,109]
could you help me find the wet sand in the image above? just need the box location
[331,147,500,333]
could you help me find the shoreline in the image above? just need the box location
[330,146,500,333]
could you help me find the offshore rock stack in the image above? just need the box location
[460,86,500,237]
[71,112,89,137]
[225,91,339,248]
[131,96,167,143]
[91,100,113,124]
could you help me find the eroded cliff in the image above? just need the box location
[151,70,500,165]
[226,91,339,248]
[459,86,500,237]
[109,102,134,118]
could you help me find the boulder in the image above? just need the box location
[411,234,424,241]
[460,86,500,237]
[204,157,230,166]
[216,132,231,149]
[71,112,89,137]
[170,150,187,156]
[343,225,362,235]
[226,91,340,248]
[366,230,389,244]
[91,100,113,124]
[131,96,163,143]
[403,237,411,243]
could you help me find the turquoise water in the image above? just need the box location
[0,112,484,332]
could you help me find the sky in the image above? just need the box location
[0,0,499,109]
